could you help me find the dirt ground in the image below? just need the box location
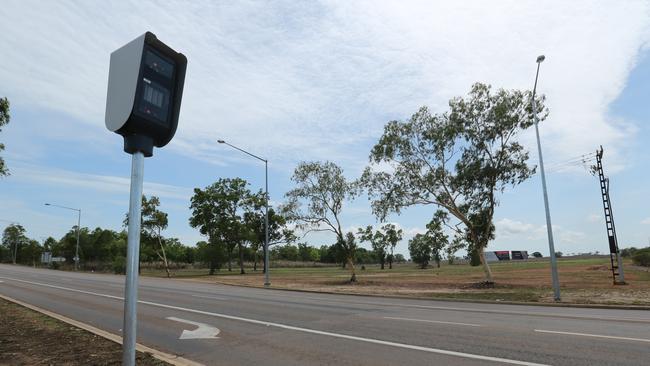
[0,298,168,366]
[176,257,650,305]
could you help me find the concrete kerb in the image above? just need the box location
[206,280,650,311]
[0,293,204,366]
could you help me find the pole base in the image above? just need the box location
[264,283,271,288]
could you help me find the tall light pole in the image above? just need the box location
[45,203,81,271]
[218,139,270,287]
[532,55,561,301]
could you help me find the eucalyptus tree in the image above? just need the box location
[244,192,295,272]
[0,97,11,177]
[2,224,27,264]
[363,83,544,283]
[426,212,449,268]
[408,233,432,269]
[190,178,255,275]
[358,225,389,269]
[383,223,402,269]
[282,161,360,282]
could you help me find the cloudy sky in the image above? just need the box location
[1,0,650,257]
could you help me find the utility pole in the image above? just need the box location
[595,146,626,285]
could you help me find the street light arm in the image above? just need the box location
[45,203,81,213]
[218,141,267,163]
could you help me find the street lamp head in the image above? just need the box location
[217,140,225,144]
[536,55,546,63]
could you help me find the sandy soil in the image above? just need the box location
[0,298,168,366]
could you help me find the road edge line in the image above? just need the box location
[0,293,204,366]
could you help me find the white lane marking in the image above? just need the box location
[166,317,221,340]
[192,295,228,301]
[384,316,481,327]
[535,329,650,343]
[0,276,547,366]
[0,280,4,283]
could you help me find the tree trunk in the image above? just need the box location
[227,249,232,272]
[157,238,171,278]
[347,256,357,282]
[380,260,384,270]
[479,248,494,283]
[238,243,245,275]
[253,251,258,271]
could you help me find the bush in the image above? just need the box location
[532,251,543,258]
[621,247,638,258]
[113,256,126,274]
[632,249,650,267]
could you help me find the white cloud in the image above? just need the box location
[495,218,537,237]
[1,1,649,172]
[10,163,192,201]
[641,217,650,225]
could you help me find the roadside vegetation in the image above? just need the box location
[2,85,648,296]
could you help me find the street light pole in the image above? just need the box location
[531,55,561,302]
[217,139,270,287]
[45,203,82,271]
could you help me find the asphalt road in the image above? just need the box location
[1,264,649,366]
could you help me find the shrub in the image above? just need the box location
[632,248,650,267]
[113,256,126,274]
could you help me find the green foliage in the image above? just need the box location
[189,178,260,274]
[555,251,563,258]
[0,96,10,177]
[358,225,393,269]
[620,247,638,258]
[446,235,466,264]
[408,233,432,269]
[113,256,126,274]
[363,83,545,282]
[408,213,448,268]
[2,224,27,264]
[532,251,543,258]
[632,248,650,267]
[283,161,359,281]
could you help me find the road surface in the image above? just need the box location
[1,264,649,365]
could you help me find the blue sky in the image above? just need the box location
[1,1,650,257]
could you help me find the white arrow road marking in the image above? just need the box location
[0,276,549,365]
[166,316,220,340]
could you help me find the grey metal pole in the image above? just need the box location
[123,151,145,366]
[264,160,270,287]
[532,55,561,302]
[13,237,18,264]
[75,209,81,271]
[217,139,270,287]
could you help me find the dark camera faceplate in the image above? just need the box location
[133,47,176,127]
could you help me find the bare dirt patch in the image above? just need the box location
[0,298,168,366]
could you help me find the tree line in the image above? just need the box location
[2,83,545,284]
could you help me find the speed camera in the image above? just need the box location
[105,32,187,157]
